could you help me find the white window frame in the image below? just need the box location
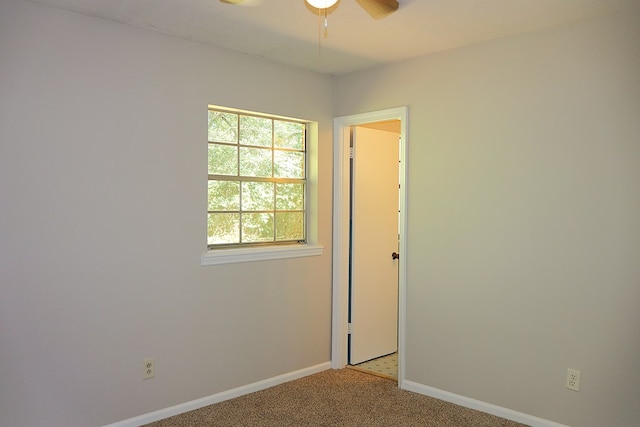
[202,106,322,265]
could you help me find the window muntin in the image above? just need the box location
[207,108,306,248]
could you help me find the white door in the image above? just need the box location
[349,126,399,365]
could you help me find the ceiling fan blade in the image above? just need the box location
[219,0,247,4]
[355,0,399,19]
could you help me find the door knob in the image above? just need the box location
[391,252,400,260]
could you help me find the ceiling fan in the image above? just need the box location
[220,0,399,20]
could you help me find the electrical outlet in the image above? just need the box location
[566,368,580,391]
[143,358,155,380]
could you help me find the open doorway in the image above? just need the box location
[348,123,400,381]
[331,107,408,388]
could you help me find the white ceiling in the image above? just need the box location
[29,0,640,75]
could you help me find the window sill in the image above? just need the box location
[201,244,323,266]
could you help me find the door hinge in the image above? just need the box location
[349,147,354,159]
[347,323,352,334]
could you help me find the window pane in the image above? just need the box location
[275,183,304,210]
[208,109,307,247]
[240,146,272,177]
[276,212,304,241]
[242,213,274,243]
[208,181,240,211]
[242,181,274,211]
[274,120,304,150]
[208,213,240,244]
[274,150,304,178]
[208,111,238,143]
[240,116,272,147]
[209,144,238,176]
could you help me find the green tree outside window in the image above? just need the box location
[207,109,306,247]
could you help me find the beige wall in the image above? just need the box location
[2,1,640,426]
[335,12,640,427]
[0,1,334,426]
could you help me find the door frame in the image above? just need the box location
[331,106,408,387]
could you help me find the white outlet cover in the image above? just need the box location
[566,368,581,391]
[143,358,155,380]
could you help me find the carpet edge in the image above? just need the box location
[402,380,571,427]
[103,362,332,427]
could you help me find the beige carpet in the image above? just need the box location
[144,369,528,426]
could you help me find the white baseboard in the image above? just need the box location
[401,380,570,427]
[104,362,332,427]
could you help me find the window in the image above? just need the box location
[207,107,307,249]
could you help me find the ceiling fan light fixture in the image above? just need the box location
[306,0,338,9]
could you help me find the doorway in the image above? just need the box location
[331,107,408,388]
[348,124,400,380]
